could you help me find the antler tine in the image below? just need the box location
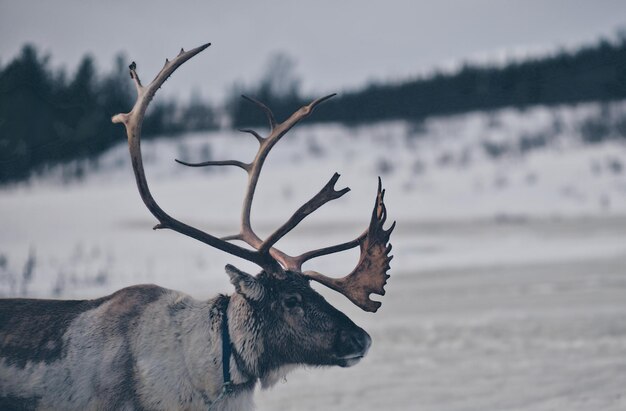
[291,235,364,271]
[112,43,275,270]
[174,158,251,172]
[241,95,277,131]
[258,173,350,256]
[304,177,396,312]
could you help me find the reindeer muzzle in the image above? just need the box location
[335,328,372,367]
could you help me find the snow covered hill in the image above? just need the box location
[14,100,626,218]
[1,101,626,410]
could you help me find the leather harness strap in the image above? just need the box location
[220,297,233,393]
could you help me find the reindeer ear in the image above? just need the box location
[225,264,265,301]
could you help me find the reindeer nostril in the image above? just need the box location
[351,333,364,351]
[339,329,371,356]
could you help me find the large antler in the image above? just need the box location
[112,44,276,271]
[304,178,395,312]
[112,43,395,312]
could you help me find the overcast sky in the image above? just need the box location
[1,0,625,102]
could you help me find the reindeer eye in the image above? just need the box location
[283,295,301,309]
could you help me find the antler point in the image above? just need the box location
[389,221,397,232]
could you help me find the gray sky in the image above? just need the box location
[1,0,625,102]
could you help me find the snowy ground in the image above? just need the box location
[257,216,626,410]
[1,101,626,409]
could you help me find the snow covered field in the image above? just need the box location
[256,216,626,410]
[1,101,626,409]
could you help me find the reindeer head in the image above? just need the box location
[226,265,372,370]
[112,43,394,371]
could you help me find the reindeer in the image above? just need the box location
[0,43,395,410]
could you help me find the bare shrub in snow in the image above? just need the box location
[581,117,611,143]
[519,132,549,154]
[306,136,325,158]
[376,157,394,175]
[20,248,36,296]
[437,151,454,167]
[482,140,507,158]
[606,157,623,174]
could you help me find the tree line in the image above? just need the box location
[0,45,217,184]
[231,38,626,126]
[2,38,626,183]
